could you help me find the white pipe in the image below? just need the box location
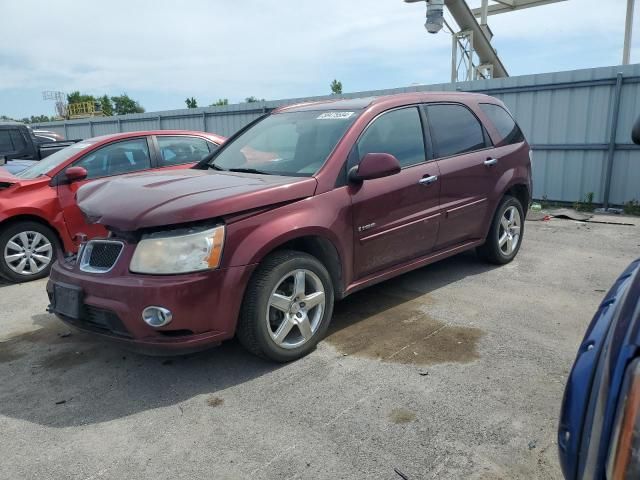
[623,0,635,65]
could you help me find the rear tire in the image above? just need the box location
[0,221,59,283]
[477,195,524,265]
[237,250,334,362]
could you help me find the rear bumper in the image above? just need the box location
[47,259,256,354]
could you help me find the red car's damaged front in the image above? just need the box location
[0,130,225,283]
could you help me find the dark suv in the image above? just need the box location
[47,92,532,362]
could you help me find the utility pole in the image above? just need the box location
[622,0,635,65]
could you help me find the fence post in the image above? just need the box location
[202,112,206,131]
[117,118,122,132]
[89,121,94,137]
[603,72,624,208]
[63,123,68,139]
[157,116,162,129]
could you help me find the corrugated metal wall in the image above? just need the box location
[34,64,640,205]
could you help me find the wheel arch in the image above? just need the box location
[503,183,530,211]
[233,227,347,300]
[0,214,65,252]
[267,235,345,299]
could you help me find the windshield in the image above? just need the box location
[211,110,359,176]
[16,141,95,179]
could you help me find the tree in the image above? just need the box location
[185,97,198,108]
[210,98,229,106]
[29,115,52,123]
[330,79,343,95]
[67,91,96,104]
[244,96,265,103]
[111,94,145,115]
[99,95,113,116]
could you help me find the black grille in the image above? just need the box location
[80,241,123,272]
[83,306,131,337]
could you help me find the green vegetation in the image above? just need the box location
[66,91,144,116]
[185,97,198,108]
[210,99,229,106]
[573,192,596,212]
[623,199,640,216]
[1,114,54,124]
[330,79,343,95]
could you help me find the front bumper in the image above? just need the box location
[47,252,256,354]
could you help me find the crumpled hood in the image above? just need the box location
[77,169,317,231]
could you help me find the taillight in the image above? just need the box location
[607,358,640,480]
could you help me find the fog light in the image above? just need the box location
[142,306,173,327]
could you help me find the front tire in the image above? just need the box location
[237,250,335,362]
[0,221,59,282]
[477,195,524,265]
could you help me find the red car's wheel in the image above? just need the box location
[0,221,59,283]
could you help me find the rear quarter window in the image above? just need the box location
[479,103,525,145]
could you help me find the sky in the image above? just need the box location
[0,0,638,119]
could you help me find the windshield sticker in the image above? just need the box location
[317,111,355,120]
[71,142,92,149]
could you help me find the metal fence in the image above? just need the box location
[34,64,640,205]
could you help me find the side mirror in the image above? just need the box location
[632,115,640,145]
[65,166,88,183]
[348,153,401,182]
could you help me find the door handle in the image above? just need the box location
[418,175,438,186]
[484,158,498,167]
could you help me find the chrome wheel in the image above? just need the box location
[498,206,521,256]
[266,269,326,349]
[3,231,53,276]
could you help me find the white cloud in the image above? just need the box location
[0,0,637,114]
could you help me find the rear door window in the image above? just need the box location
[9,129,27,152]
[479,103,524,145]
[356,107,426,168]
[426,104,487,158]
[0,130,12,151]
[156,136,214,167]
[74,138,151,179]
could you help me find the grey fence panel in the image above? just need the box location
[92,121,119,137]
[33,63,640,204]
[610,150,640,205]
[531,150,607,202]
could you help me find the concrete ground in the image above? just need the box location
[1,216,639,480]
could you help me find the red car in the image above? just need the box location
[48,93,532,361]
[0,130,225,282]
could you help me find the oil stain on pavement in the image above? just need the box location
[326,287,484,366]
[389,408,416,424]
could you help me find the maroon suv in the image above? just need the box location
[47,92,532,361]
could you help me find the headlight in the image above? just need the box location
[130,225,225,274]
[607,358,640,479]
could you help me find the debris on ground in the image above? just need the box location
[530,203,542,211]
[528,440,537,450]
[55,400,66,405]
[548,208,592,222]
[594,207,623,214]
[526,211,547,221]
[57,331,72,338]
[394,467,410,479]
[207,396,224,408]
